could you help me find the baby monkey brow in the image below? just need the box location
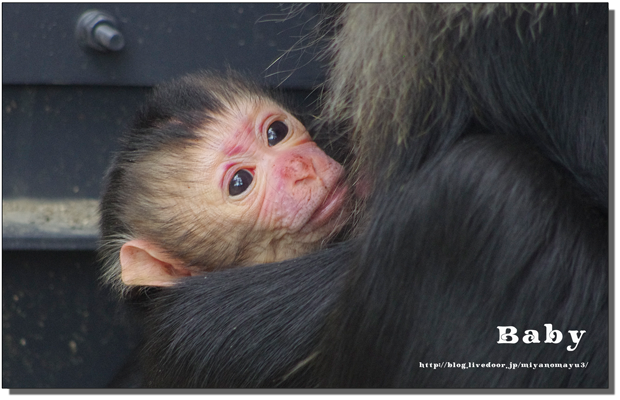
[225,144,246,157]
[220,116,257,157]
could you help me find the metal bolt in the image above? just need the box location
[76,10,125,52]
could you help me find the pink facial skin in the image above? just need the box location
[197,99,349,263]
[261,141,346,235]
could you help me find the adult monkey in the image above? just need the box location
[314,4,608,388]
[116,4,608,388]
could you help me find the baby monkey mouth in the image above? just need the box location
[305,179,349,230]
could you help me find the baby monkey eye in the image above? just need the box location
[267,121,289,146]
[229,169,253,196]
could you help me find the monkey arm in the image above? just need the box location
[317,134,608,387]
[137,242,352,388]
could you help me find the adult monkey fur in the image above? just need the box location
[109,4,608,388]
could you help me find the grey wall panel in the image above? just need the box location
[2,250,140,388]
[3,3,325,88]
[3,85,150,199]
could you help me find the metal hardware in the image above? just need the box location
[76,10,125,52]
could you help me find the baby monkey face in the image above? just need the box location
[196,99,349,262]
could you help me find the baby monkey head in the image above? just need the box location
[99,70,350,296]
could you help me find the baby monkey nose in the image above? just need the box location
[284,155,317,185]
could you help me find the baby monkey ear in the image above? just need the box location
[119,239,192,287]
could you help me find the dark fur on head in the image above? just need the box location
[99,70,292,296]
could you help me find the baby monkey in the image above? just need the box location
[99,70,351,296]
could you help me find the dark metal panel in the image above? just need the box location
[2,85,150,199]
[2,3,324,88]
[2,250,140,388]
